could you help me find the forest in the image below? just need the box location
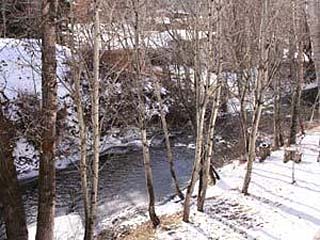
[0,0,320,239]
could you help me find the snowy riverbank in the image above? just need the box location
[98,126,320,240]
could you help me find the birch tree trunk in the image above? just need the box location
[183,4,209,222]
[154,79,184,200]
[68,4,91,238]
[242,0,269,195]
[73,65,90,239]
[197,0,222,211]
[0,110,28,240]
[132,0,160,227]
[35,0,58,238]
[86,1,101,238]
[197,86,221,211]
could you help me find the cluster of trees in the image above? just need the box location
[0,0,320,239]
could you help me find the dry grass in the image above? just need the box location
[119,212,182,240]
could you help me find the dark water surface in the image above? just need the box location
[17,146,195,229]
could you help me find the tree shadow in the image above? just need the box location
[270,162,319,175]
[250,181,320,214]
[249,194,320,226]
[252,171,320,193]
[253,168,320,189]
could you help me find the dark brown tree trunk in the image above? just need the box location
[288,2,304,146]
[0,111,28,240]
[35,0,58,239]
[273,77,284,150]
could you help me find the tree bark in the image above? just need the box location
[288,0,304,146]
[86,1,101,238]
[197,0,222,211]
[36,0,58,238]
[68,4,91,238]
[183,103,206,222]
[197,86,221,211]
[273,76,283,150]
[73,63,90,239]
[0,110,28,240]
[132,0,160,227]
[183,8,209,222]
[242,0,269,195]
[141,127,160,227]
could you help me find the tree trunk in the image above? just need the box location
[68,4,91,238]
[0,111,28,240]
[154,80,183,200]
[86,1,101,238]
[132,0,160,228]
[36,0,58,238]
[74,66,90,238]
[183,103,206,222]
[197,86,221,211]
[141,127,160,227]
[242,0,269,195]
[273,77,283,150]
[1,0,6,37]
[183,9,209,221]
[288,0,304,146]
[242,100,263,194]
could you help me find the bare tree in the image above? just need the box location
[197,0,223,212]
[242,0,275,195]
[131,0,160,227]
[182,0,223,222]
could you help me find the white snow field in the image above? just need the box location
[103,126,320,240]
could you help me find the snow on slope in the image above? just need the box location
[0,38,69,99]
[105,127,320,240]
[28,214,84,240]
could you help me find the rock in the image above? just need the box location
[284,147,302,163]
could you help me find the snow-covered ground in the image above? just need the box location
[0,38,69,100]
[101,126,320,240]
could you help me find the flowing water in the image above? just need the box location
[2,144,195,235]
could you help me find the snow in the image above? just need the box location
[28,214,84,240]
[0,38,70,100]
[104,127,320,240]
[0,38,157,180]
[72,23,208,50]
